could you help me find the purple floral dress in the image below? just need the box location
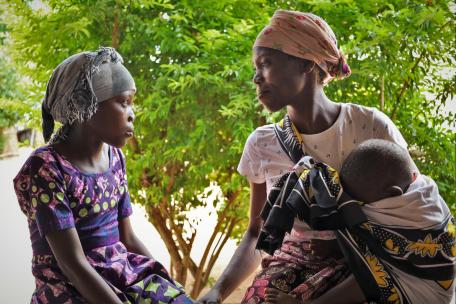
[14,145,193,304]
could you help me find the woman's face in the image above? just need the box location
[87,90,135,148]
[252,47,309,112]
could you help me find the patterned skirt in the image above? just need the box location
[30,241,193,303]
[242,231,350,304]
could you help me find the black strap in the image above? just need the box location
[273,114,304,164]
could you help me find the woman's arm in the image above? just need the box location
[119,217,154,258]
[198,182,267,303]
[46,228,123,304]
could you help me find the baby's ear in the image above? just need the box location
[386,185,403,197]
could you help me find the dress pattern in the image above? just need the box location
[14,145,193,303]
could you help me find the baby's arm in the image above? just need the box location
[46,228,123,304]
[119,217,154,258]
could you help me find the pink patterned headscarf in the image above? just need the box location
[254,10,351,83]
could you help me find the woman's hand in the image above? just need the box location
[197,286,222,304]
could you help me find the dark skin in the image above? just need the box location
[198,47,346,304]
[52,91,136,170]
[200,48,418,304]
[252,47,341,134]
[264,274,366,304]
[264,159,418,304]
[46,90,154,304]
[344,168,416,204]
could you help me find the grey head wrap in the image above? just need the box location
[41,47,136,144]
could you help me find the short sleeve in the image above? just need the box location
[237,131,265,184]
[28,156,75,237]
[116,148,133,219]
[372,109,408,149]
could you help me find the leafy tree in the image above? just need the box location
[0,54,22,130]
[0,6,26,151]
[2,0,454,298]
[2,0,267,296]
[295,0,456,211]
[118,1,271,296]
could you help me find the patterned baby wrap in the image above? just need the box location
[256,115,456,303]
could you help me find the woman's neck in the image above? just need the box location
[287,88,340,134]
[52,125,109,174]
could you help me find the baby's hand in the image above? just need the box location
[310,238,343,259]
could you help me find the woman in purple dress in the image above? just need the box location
[13,47,194,304]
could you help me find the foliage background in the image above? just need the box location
[1,0,454,296]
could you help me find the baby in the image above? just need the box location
[339,138,416,204]
[260,139,455,304]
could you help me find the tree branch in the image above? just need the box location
[190,190,240,297]
[391,51,425,120]
[195,190,240,279]
[111,1,120,49]
[198,217,237,296]
[146,205,182,268]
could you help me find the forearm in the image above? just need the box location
[310,274,365,304]
[214,230,263,300]
[202,181,266,302]
[118,217,153,259]
[122,234,154,259]
[59,258,122,304]
[46,228,122,304]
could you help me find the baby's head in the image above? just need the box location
[340,139,416,203]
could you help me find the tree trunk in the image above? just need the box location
[146,206,186,284]
[142,170,241,297]
[172,257,188,286]
[190,190,240,298]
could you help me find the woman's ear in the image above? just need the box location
[304,62,315,73]
[411,171,418,182]
[301,61,315,74]
[386,185,404,197]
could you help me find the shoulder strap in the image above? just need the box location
[274,114,305,164]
